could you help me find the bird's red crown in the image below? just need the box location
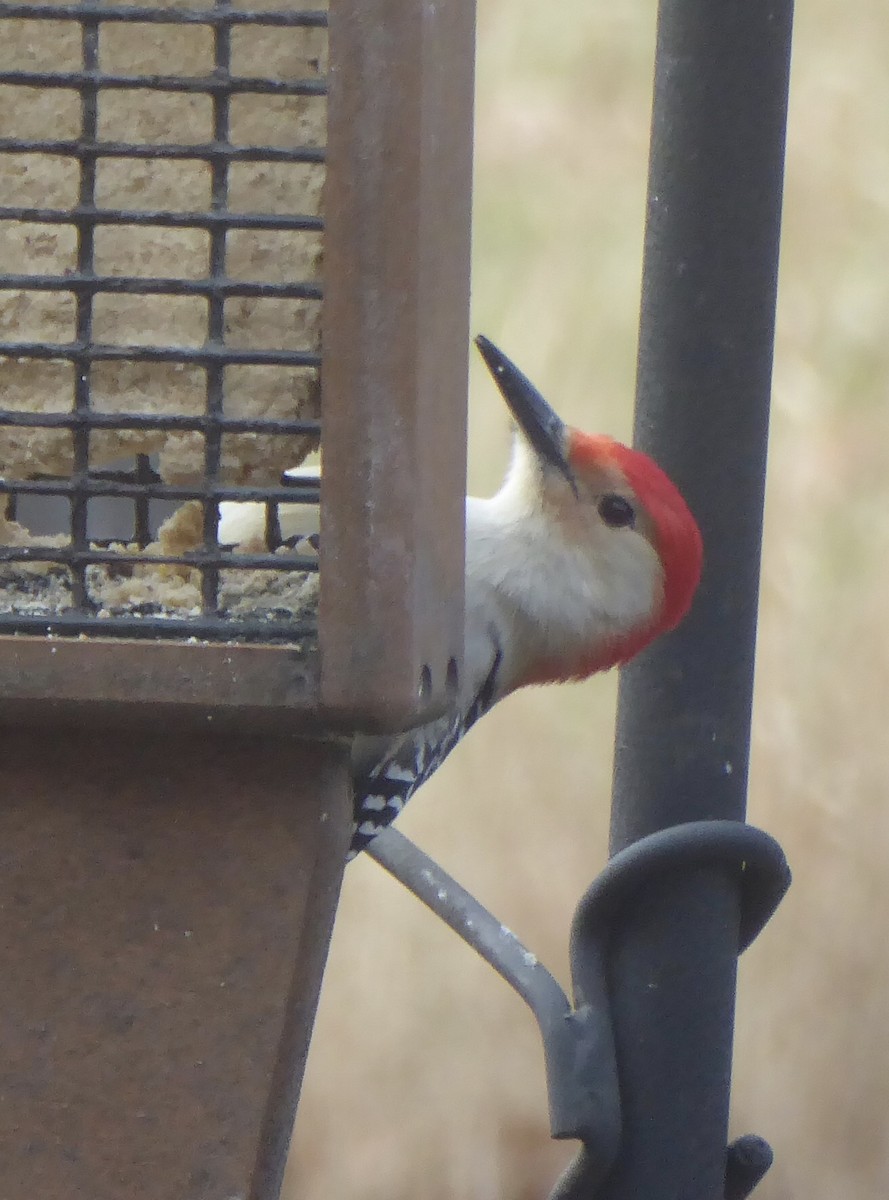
[570,431,703,667]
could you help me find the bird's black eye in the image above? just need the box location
[598,494,636,529]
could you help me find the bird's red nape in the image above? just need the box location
[569,430,704,648]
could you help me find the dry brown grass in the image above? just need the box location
[286,2,889,1198]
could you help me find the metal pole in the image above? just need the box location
[602,0,793,1197]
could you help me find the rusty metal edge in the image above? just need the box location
[0,635,325,732]
[0,633,466,735]
[250,748,353,1200]
[319,0,474,730]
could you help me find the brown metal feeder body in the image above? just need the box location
[0,1,475,1195]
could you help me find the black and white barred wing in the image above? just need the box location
[347,645,503,858]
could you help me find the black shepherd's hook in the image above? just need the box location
[369,819,789,1200]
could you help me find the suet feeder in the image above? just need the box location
[0,0,474,1195]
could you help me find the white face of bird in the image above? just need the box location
[471,338,674,685]
[481,436,666,674]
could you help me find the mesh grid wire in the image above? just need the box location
[0,0,325,642]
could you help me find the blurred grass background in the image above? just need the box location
[286,1,889,1197]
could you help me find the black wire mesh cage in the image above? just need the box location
[0,0,474,728]
[0,0,327,644]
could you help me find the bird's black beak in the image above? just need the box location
[475,334,578,494]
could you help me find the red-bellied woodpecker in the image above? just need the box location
[349,335,703,857]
